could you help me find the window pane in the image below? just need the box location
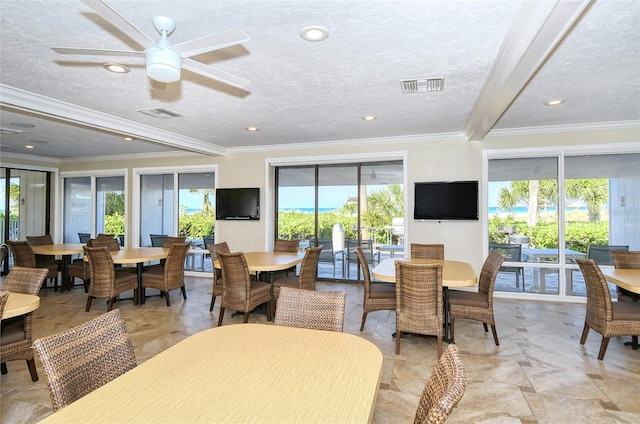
[97,176,124,244]
[140,174,174,246]
[64,177,91,243]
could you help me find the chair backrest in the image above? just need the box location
[33,309,137,412]
[218,251,252,309]
[0,290,9,318]
[5,241,36,268]
[162,242,191,282]
[1,266,49,295]
[83,246,117,298]
[208,242,230,280]
[77,233,91,243]
[611,250,640,270]
[354,247,372,289]
[347,239,374,264]
[0,244,9,267]
[577,258,613,329]
[203,236,215,249]
[274,239,300,253]
[411,243,445,260]
[87,237,121,251]
[395,261,443,336]
[587,244,629,266]
[478,252,505,301]
[489,243,522,262]
[274,286,347,332]
[297,247,322,290]
[150,234,168,247]
[414,343,467,424]
[162,236,186,247]
[26,235,54,246]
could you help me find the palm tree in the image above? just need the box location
[189,189,214,216]
[565,178,608,222]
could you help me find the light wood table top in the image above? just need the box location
[213,251,305,272]
[109,247,170,264]
[372,258,477,287]
[40,323,383,424]
[31,243,85,256]
[1,292,40,320]
[602,269,640,294]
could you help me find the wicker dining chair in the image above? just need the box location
[395,261,443,357]
[355,246,396,331]
[449,251,505,345]
[274,286,347,332]
[217,251,271,325]
[26,235,62,266]
[1,267,49,381]
[6,240,59,291]
[0,290,9,318]
[414,343,467,424]
[610,250,640,301]
[67,238,125,293]
[274,246,322,294]
[577,258,640,360]
[208,241,230,311]
[411,243,445,260]
[33,309,137,412]
[83,246,138,312]
[273,239,300,278]
[141,242,191,306]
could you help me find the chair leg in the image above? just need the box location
[132,289,138,306]
[482,322,489,332]
[107,297,115,311]
[490,324,500,346]
[26,359,38,382]
[209,295,216,312]
[450,318,456,341]
[83,279,89,293]
[1,362,7,374]
[436,335,443,358]
[395,330,402,354]
[266,301,272,323]
[180,285,187,300]
[360,312,368,331]
[85,296,94,312]
[579,323,590,345]
[217,308,225,326]
[243,312,250,323]
[165,292,171,307]
[142,288,146,305]
[632,335,638,350]
[597,337,610,360]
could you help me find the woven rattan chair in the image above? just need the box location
[1,267,49,381]
[26,235,61,267]
[6,240,59,291]
[411,243,445,260]
[273,239,300,277]
[611,250,640,301]
[395,261,443,357]
[449,251,505,345]
[274,286,347,332]
[274,246,322,294]
[577,258,640,360]
[141,242,190,306]
[414,343,467,424]
[356,246,396,331]
[208,241,230,311]
[84,246,138,311]
[0,290,8,317]
[33,309,137,412]
[217,251,271,325]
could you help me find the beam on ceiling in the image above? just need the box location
[463,0,593,141]
[0,84,226,156]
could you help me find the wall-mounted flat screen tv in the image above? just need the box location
[215,188,260,220]
[414,181,479,220]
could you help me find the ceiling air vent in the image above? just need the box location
[137,108,183,119]
[400,77,444,93]
[0,127,24,135]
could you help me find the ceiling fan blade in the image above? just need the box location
[182,58,250,90]
[172,28,250,58]
[82,0,153,48]
[52,47,144,57]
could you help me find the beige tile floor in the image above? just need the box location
[1,276,639,423]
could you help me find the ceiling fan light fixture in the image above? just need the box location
[103,62,130,74]
[300,26,329,42]
[146,47,181,83]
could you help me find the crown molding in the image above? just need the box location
[0,84,227,156]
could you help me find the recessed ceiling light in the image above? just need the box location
[104,62,130,74]
[122,136,134,141]
[361,115,377,121]
[25,145,35,149]
[544,99,565,106]
[300,26,329,42]
[246,126,259,132]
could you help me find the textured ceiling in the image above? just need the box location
[0,0,638,160]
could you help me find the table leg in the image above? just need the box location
[270,272,275,321]
[136,262,144,305]
[443,287,453,343]
[61,254,71,291]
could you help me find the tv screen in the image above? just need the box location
[215,188,260,220]
[414,181,478,220]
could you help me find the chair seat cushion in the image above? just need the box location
[449,290,488,308]
[613,301,640,320]
[0,321,26,344]
[273,275,298,289]
[250,281,271,295]
[370,282,395,299]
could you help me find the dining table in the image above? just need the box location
[38,323,383,423]
[372,257,477,343]
[31,243,85,291]
[601,268,640,349]
[214,251,305,320]
[109,247,170,304]
[1,292,40,320]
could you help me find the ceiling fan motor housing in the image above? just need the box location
[146,47,181,83]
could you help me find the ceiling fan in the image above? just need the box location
[51,0,250,89]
